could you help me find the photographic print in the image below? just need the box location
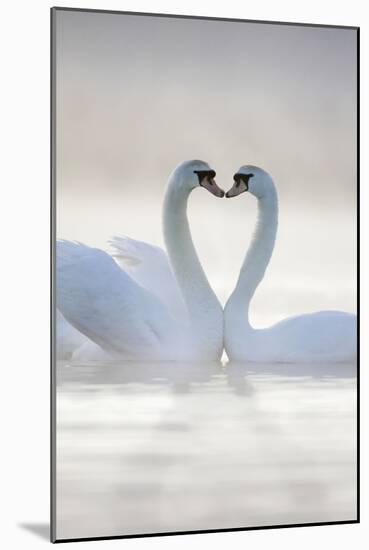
[51,7,358,542]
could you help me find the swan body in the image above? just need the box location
[57,160,224,361]
[224,165,356,363]
[57,236,187,361]
[56,310,88,359]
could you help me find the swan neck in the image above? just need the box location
[162,175,222,353]
[228,190,278,326]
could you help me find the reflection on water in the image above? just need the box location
[56,360,357,540]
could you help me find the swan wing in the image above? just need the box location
[57,240,178,358]
[56,309,88,359]
[109,236,187,319]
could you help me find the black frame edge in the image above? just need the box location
[54,520,359,544]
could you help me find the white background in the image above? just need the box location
[0,0,367,548]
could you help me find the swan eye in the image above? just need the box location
[234,174,243,188]
[194,170,216,184]
[234,173,254,188]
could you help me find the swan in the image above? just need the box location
[57,160,224,361]
[224,165,356,363]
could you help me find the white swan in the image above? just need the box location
[224,165,356,363]
[57,160,224,361]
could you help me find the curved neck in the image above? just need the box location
[162,174,222,344]
[226,189,278,328]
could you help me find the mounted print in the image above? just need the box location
[51,7,359,543]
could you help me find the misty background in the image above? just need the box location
[55,10,357,325]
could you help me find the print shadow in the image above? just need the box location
[18,523,49,541]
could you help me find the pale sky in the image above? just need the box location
[55,10,356,204]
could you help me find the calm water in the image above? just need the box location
[56,360,357,540]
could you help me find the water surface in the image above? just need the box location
[56,360,356,540]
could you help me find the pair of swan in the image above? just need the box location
[56,160,356,363]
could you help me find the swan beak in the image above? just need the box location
[201,176,225,198]
[226,180,247,198]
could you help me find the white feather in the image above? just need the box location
[109,236,187,320]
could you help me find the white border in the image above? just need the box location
[1,1,366,548]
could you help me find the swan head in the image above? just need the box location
[226,165,275,199]
[172,160,225,198]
